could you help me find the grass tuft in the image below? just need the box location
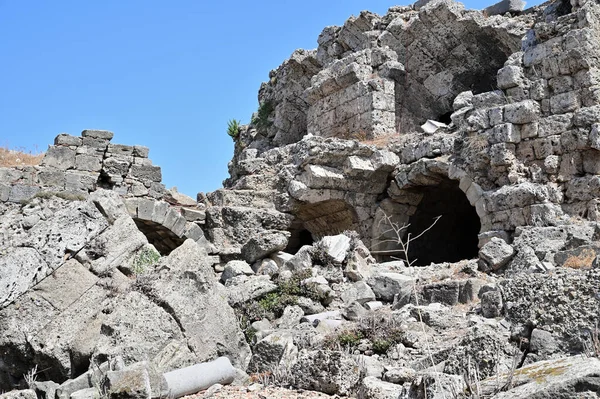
[0,146,44,167]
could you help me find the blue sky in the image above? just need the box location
[0,0,545,197]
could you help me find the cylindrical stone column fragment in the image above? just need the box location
[163,357,236,398]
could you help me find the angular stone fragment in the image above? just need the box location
[241,231,290,263]
[504,100,540,124]
[478,237,515,271]
[81,129,114,140]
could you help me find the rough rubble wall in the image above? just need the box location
[451,0,600,232]
[0,129,164,204]
[221,0,600,260]
[0,130,209,255]
[248,0,532,150]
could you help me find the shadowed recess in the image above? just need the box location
[406,179,480,266]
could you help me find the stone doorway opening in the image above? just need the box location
[287,199,358,254]
[405,179,480,266]
[132,219,185,256]
[373,176,480,266]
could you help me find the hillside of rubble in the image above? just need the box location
[3,0,600,398]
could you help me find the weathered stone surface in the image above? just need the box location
[315,234,351,265]
[479,238,515,271]
[484,0,525,16]
[248,332,298,373]
[340,281,376,305]
[481,290,503,318]
[357,377,403,399]
[292,350,361,396]
[221,260,254,283]
[81,129,114,140]
[241,231,290,263]
[143,240,251,368]
[367,272,415,304]
[484,356,600,398]
[0,390,37,399]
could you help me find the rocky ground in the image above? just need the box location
[4,0,600,398]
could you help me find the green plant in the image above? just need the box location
[251,101,274,132]
[337,330,364,348]
[227,119,241,140]
[131,247,161,275]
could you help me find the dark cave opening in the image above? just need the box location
[286,224,315,254]
[406,179,481,266]
[133,219,186,256]
[288,199,358,252]
[438,111,453,125]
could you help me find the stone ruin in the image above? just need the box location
[4,0,600,398]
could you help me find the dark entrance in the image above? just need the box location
[406,179,480,266]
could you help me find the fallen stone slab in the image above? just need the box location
[483,356,600,398]
[163,357,236,398]
[484,0,525,16]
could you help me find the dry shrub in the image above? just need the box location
[562,247,597,269]
[0,146,44,167]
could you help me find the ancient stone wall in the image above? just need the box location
[0,129,164,204]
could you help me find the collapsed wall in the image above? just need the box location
[220,0,600,269]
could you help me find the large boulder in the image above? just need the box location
[292,350,361,396]
[241,231,290,263]
[141,240,251,369]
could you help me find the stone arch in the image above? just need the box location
[372,159,485,265]
[289,199,358,250]
[124,198,206,255]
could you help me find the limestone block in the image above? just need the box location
[0,390,38,399]
[367,272,415,303]
[497,65,523,89]
[530,79,549,100]
[130,164,162,182]
[591,123,600,150]
[574,105,600,127]
[481,290,503,318]
[550,91,580,114]
[75,154,102,172]
[504,100,540,124]
[248,332,298,374]
[241,231,290,263]
[107,144,134,156]
[41,146,76,170]
[538,114,572,137]
[489,107,504,126]
[0,183,9,202]
[227,275,278,305]
[182,222,204,242]
[133,145,150,158]
[357,377,403,399]
[82,137,110,149]
[472,91,505,109]
[81,129,114,140]
[453,91,473,110]
[7,184,39,203]
[488,123,520,144]
[317,234,351,264]
[549,75,573,94]
[37,169,66,188]
[489,143,515,166]
[103,157,131,177]
[34,259,99,311]
[221,260,254,283]
[483,0,525,16]
[54,133,82,147]
[478,237,515,271]
[341,281,376,305]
